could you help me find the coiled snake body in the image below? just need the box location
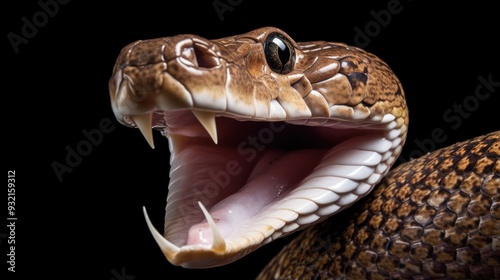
[108,27,499,277]
[258,131,499,279]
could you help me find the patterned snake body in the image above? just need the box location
[107,27,495,273]
[258,131,499,279]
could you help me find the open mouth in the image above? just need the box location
[127,108,396,268]
[108,26,407,268]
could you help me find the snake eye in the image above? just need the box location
[264,32,296,74]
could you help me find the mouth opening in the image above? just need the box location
[149,109,387,249]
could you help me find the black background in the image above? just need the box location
[4,0,499,279]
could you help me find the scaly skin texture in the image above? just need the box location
[109,26,408,127]
[257,131,500,280]
[108,27,409,267]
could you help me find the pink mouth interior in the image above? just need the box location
[155,110,372,246]
[185,148,324,245]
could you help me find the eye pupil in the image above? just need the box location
[272,38,290,65]
[264,32,296,74]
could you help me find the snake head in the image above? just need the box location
[108,27,409,268]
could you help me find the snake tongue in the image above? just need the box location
[192,110,218,144]
[131,113,155,149]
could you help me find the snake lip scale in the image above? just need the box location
[108,27,408,268]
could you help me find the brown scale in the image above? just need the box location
[257,131,500,280]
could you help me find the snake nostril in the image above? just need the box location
[179,41,220,69]
[193,42,220,69]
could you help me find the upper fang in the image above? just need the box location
[131,113,155,149]
[192,110,218,144]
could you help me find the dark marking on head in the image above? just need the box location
[347,72,368,88]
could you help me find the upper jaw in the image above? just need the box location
[108,27,314,132]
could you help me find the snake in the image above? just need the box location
[108,27,499,277]
[258,131,499,279]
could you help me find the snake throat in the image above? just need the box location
[108,27,409,268]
